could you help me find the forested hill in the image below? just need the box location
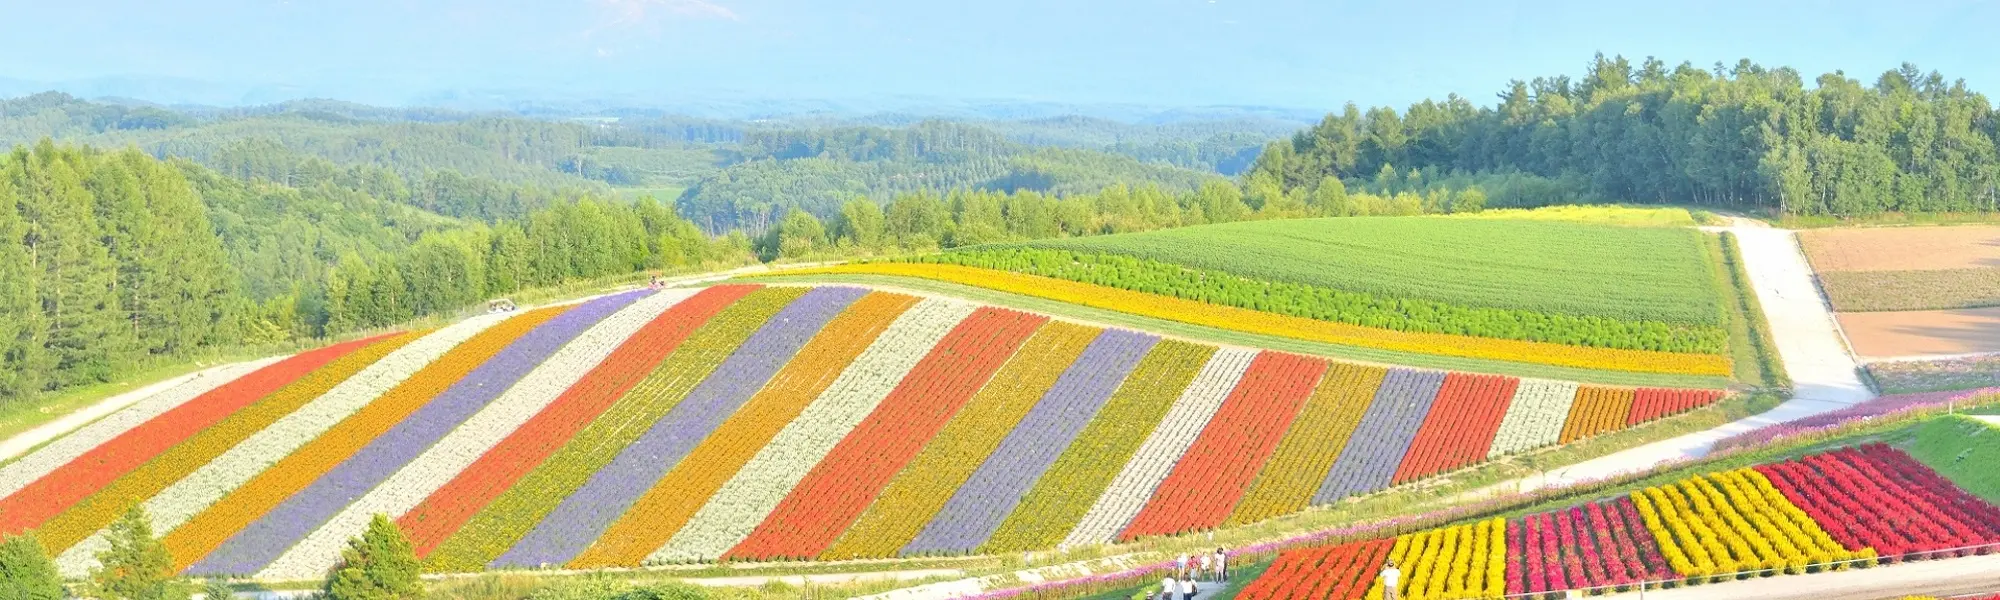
[0,93,1280,233]
[1248,55,2000,216]
[0,141,754,403]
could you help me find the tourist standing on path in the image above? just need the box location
[1213,548,1227,582]
[1380,559,1401,600]
[1197,552,1211,582]
[1177,553,1189,579]
[1180,576,1194,600]
[1161,575,1175,600]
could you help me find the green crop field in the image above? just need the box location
[986,217,1724,326]
[1450,204,1699,227]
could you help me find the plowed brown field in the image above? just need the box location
[1801,226,2000,271]
[1838,307,2000,358]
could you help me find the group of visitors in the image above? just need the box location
[1154,548,1228,600]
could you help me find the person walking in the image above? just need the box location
[1180,576,1195,600]
[1161,575,1176,600]
[1213,548,1227,582]
[1177,553,1189,579]
[1196,552,1211,582]
[1380,559,1402,600]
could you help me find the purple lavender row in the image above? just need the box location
[900,329,1159,555]
[1712,386,2000,452]
[186,290,647,576]
[1312,368,1445,504]
[491,286,867,568]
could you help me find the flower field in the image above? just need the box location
[2,283,1737,579]
[1244,445,2000,600]
[777,262,1732,376]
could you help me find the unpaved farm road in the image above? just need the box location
[1511,223,1873,491]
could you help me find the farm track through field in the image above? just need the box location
[1513,224,1871,491]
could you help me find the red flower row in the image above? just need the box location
[1756,444,2000,563]
[1391,374,1519,485]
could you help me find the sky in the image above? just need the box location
[1,0,1995,111]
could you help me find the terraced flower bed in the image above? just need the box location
[0,284,1735,580]
[1239,445,2000,600]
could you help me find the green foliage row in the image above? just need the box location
[1248,55,2000,217]
[901,248,1726,353]
[988,217,1725,326]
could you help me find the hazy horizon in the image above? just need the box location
[4,0,1997,115]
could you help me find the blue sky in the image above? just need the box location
[2,0,1994,110]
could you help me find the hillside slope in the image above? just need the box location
[0,283,1728,580]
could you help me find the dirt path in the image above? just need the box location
[231,569,966,600]
[1482,223,1874,491]
[1720,224,1873,403]
[0,360,276,463]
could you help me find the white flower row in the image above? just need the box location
[0,356,284,500]
[648,298,974,563]
[256,289,694,580]
[53,314,510,577]
[1485,378,1581,458]
[1060,347,1254,548]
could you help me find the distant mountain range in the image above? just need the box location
[0,75,1325,125]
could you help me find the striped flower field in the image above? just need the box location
[1238,445,2000,600]
[0,284,1728,579]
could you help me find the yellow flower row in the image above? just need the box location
[43,331,425,554]
[778,264,1731,376]
[981,340,1214,554]
[568,292,920,569]
[163,308,565,572]
[1631,468,1867,583]
[822,321,1097,559]
[1226,363,1387,527]
[1368,518,1507,600]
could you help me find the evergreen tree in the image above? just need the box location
[323,515,423,600]
[91,508,182,600]
[0,169,44,400]
[0,532,65,600]
[12,143,130,391]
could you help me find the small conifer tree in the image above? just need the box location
[324,515,423,600]
[92,507,183,600]
[0,532,65,600]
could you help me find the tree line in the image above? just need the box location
[1249,55,2000,216]
[751,175,1489,261]
[0,141,751,405]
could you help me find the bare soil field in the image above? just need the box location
[1820,268,2000,311]
[1838,306,2000,358]
[1800,225,2000,271]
